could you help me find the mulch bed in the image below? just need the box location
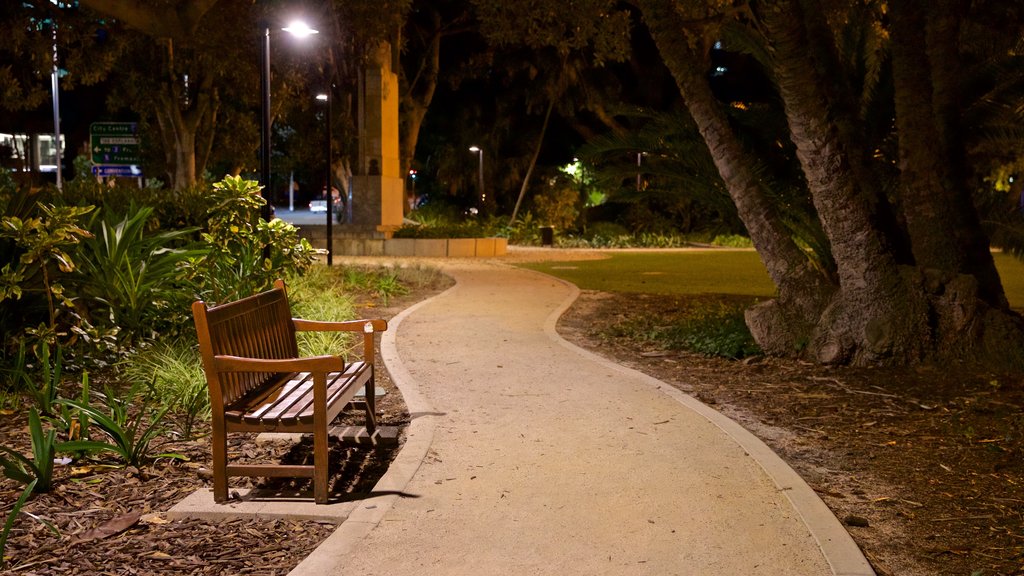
[0,282,439,575]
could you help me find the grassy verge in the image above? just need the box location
[519,249,1024,358]
[519,250,776,297]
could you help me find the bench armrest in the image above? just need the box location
[292,318,387,362]
[212,354,343,373]
[292,318,388,333]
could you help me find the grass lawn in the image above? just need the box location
[520,250,776,298]
[521,249,1024,309]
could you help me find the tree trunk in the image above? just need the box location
[639,0,1024,366]
[762,0,933,365]
[510,95,556,224]
[399,9,442,211]
[638,0,834,355]
[919,0,1009,308]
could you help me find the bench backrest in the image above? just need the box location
[192,280,298,410]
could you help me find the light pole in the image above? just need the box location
[469,146,484,209]
[636,151,647,193]
[258,18,318,221]
[50,23,62,191]
[316,89,333,265]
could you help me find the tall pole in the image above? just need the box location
[469,146,484,208]
[478,150,485,206]
[259,22,273,221]
[51,24,62,190]
[323,86,333,266]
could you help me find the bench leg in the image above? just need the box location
[365,368,377,434]
[313,421,330,504]
[212,421,229,503]
[313,372,330,504]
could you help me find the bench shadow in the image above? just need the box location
[250,437,406,502]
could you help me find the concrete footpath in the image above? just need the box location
[287,260,875,576]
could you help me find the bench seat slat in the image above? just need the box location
[225,362,372,426]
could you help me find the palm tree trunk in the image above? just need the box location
[762,0,932,364]
[639,0,834,355]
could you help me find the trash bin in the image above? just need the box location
[540,226,554,246]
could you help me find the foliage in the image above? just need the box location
[24,342,63,417]
[392,221,491,239]
[185,176,316,304]
[710,234,754,248]
[119,342,208,440]
[661,302,762,359]
[285,268,360,358]
[75,205,203,343]
[532,176,581,231]
[59,382,180,467]
[598,297,760,359]
[472,0,631,64]
[0,408,56,493]
[0,198,94,345]
[374,271,409,306]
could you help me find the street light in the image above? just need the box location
[258,18,319,221]
[469,146,484,208]
[636,151,647,193]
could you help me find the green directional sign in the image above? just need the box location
[90,122,139,165]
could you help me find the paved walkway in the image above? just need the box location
[289,260,874,576]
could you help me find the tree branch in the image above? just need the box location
[77,0,220,39]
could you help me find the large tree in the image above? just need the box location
[637,0,1024,366]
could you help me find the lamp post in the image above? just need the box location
[51,23,62,191]
[316,90,333,265]
[469,146,484,208]
[258,18,318,221]
[636,151,646,193]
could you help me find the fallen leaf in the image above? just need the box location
[70,511,142,543]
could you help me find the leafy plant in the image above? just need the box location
[75,205,203,343]
[185,175,316,304]
[59,382,181,467]
[0,202,95,344]
[0,408,56,493]
[27,342,63,416]
[375,271,409,305]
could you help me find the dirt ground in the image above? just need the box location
[2,255,1023,575]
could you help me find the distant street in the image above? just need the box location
[274,208,328,226]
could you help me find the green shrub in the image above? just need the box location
[711,234,754,248]
[59,381,182,467]
[0,408,56,493]
[598,297,761,360]
[0,198,95,346]
[184,176,316,304]
[75,205,204,343]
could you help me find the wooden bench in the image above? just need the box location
[192,279,387,504]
